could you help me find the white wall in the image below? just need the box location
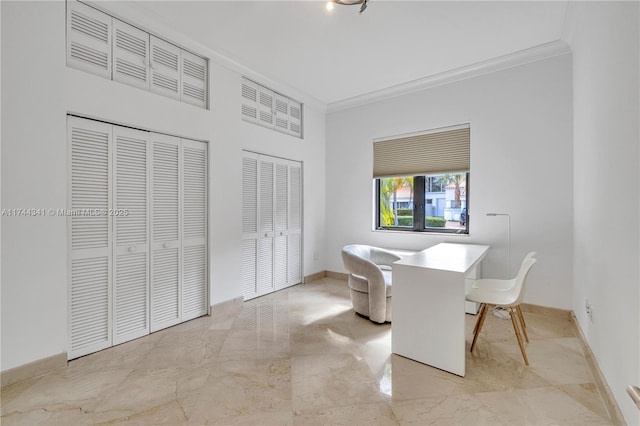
[326,54,574,309]
[1,0,326,371]
[564,2,639,424]
[0,0,3,371]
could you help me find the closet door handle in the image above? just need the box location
[128,246,136,253]
[162,243,169,249]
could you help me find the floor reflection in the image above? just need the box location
[1,277,612,425]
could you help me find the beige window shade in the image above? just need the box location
[373,125,470,178]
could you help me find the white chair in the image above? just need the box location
[341,244,401,323]
[466,256,537,365]
[472,251,536,291]
[471,251,536,325]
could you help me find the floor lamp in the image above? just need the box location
[486,213,511,319]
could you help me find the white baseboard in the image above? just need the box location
[1,352,67,388]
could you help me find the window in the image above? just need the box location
[426,176,444,193]
[377,173,469,233]
[373,125,470,234]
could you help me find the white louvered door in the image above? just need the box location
[241,152,302,300]
[241,155,259,299]
[68,116,113,359]
[257,159,275,296]
[182,139,208,321]
[113,126,150,345]
[274,95,289,134]
[288,100,302,138]
[258,87,275,128]
[150,36,181,100]
[274,161,289,290]
[287,163,303,286]
[113,19,149,90]
[240,78,302,138]
[150,133,182,332]
[181,50,208,108]
[67,1,209,109]
[69,117,208,358]
[66,0,112,79]
[241,79,259,124]
[275,159,302,290]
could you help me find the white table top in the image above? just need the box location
[394,242,490,273]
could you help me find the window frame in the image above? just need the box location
[375,172,470,235]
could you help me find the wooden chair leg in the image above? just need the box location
[509,307,529,365]
[516,305,529,342]
[516,305,527,328]
[473,303,486,336]
[470,303,489,353]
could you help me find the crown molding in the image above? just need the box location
[327,40,571,114]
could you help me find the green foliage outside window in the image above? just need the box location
[397,216,413,226]
[425,216,447,227]
[379,177,413,227]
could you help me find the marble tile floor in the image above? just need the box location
[1,278,613,425]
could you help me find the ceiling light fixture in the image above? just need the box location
[328,0,369,14]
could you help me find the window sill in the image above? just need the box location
[372,228,470,236]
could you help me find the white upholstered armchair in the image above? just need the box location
[341,244,401,323]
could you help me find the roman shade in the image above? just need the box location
[373,125,470,178]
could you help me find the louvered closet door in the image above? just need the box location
[241,79,259,124]
[181,50,208,108]
[287,162,303,286]
[150,133,181,331]
[66,0,112,78]
[242,154,302,298]
[113,19,149,90]
[112,126,150,345]
[241,155,259,300]
[182,139,208,320]
[257,159,275,296]
[67,116,113,359]
[274,161,289,291]
[274,95,289,135]
[258,87,275,128]
[288,100,302,138]
[150,36,181,100]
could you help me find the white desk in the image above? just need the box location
[392,242,490,376]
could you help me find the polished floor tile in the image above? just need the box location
[1,278,612,425]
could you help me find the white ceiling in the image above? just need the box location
[128,1,569,106]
